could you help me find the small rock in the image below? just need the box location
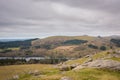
[59,64,78,71]
[28,70,41,76]
[60,76,72,80]
[13,75,19,80]
[84,55,90,58]
[73,65,85,71]
[59,65,71,71]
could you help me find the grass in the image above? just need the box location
[0,47,20,53]
[43,36,95,41]
[92,50,120,62]
[62,51,110,65]
[65,58,88,65]
[64,68,120,80]
[0,49,2,51]
[0,64,60,80]
[108,57,120,62]
[8,47,20,51]
[0,64,120,80]
[92,51,109,60]
[63,51,110,65]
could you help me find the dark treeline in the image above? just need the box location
[0,58,67,66]
[63,39,87,45]
[111,39,120,47]
[0,38,38,49]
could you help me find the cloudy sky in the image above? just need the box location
[0,0,120,39]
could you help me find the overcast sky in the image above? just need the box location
[0,0,120,39]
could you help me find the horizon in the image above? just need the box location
[0,34,120,40]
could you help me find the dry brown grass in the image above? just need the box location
[0,64,53,80]
[54,45,78,51]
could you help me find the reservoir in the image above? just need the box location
[0,57,46,61]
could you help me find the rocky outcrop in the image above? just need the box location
[73,59,120,71]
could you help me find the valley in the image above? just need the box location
[0,35,120,80]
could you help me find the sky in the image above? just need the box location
[0,0,120,39]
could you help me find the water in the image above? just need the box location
[0,57,46,61]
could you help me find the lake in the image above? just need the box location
[0,57,46,61]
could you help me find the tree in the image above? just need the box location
[100,46,106,51]
[88,44,98,49]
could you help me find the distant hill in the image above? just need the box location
[32,35,95,46]
[0,35,120,57]
[0,39,29,42]
[109,35,120,39]
[0,38,38,49]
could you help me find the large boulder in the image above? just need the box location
[73,59,120,71]
[59,64,79,71]
[59,65,74,71]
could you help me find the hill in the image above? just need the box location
[0,35,120,58]
[30,35,116,58]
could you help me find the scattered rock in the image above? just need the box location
[28,70,41,76]
[73,65,85,70]
[73,59,120,71]
[84,55,91,58]
[109,53,120,58]
[60,76,72,80]
[84,58,93,63]
[13,75,19,80]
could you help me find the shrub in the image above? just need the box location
[100,46,106,51]
[88,44,98,49]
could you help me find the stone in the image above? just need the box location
[59,64,79,71]
[13,75,19,80]
[59,65,71,71]
[60,76,72,80]
[28,70,41,76]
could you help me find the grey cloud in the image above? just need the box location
[33,0,120,13]
[0,0,120,38]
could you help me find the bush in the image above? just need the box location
[100,46,106,51]
[88,44,98,49]
[111,39,120,47]
[63,39,88,45]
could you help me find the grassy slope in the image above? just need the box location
[32,35,112,56]
[41,36,95,41]
[0,64,120,80]
[64,49,120,65]
[65,68,120,80]
[32,36,95,46]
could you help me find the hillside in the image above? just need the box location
[32,35,95,46]
[0,35,120,58]
[30,35,119,58]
